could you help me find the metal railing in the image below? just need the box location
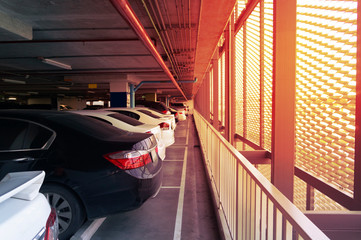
[193,110,329,240]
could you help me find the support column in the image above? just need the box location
[213,52,220,131]
[129,83,135,108]
[110,81,130,107]
[271,0,297,201]
[354,0,361,209]
[225,22,230,142]
[229,13,236,146]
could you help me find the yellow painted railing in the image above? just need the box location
[193,110,329,240]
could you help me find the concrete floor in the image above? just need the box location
[73,116,220,240]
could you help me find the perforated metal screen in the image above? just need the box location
[295,0,357,196]
[234,1,273,151]
[235,29,244,136]
[263,0,273,151]
[235,0,247,19]
[246,5,261,146]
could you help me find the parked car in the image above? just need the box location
[135,100,171,115]
[104,107,175,147]
[169,107,187,121]
[0,171,59,240]
[170,102,189,115]
[132,107,177,130]
[83,105,104,110]
[72,110,166,160]
[0,109,163,240]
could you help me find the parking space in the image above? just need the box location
[72,117,220,240]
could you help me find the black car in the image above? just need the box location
[135,100,170,114]
[0,110,162,240]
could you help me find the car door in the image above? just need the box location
[0,118,55,179]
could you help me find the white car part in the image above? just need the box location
[0,171,59,240]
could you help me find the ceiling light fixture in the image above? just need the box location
[2,78,26,84]
[40,57,72,70]
[57,86,70,90]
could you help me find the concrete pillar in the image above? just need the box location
[110,81,129,107]
[166,96,170,107]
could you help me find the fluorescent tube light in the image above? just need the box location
[41,58,72,70]
[57,86,70,90]
[2,78,26,84]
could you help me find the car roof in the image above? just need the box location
[0,109,138,141]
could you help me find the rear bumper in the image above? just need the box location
[177,114,186,121]
[157,140,166,160]
[162,129,175,147]
[81,163,163,219]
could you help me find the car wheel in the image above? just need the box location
[41,184,86,240]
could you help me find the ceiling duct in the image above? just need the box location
[110,0,188,100]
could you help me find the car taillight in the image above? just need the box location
[104,150,152,170]
[179,112,183,114]
[162,110,168,114]
[159,122,170,130]
[45,208,59,240]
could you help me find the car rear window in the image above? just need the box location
[148,109,163,114]
[137,109,161,119]
[108,113,143,126]
[136,101,168,111]
[172,103,184,107]
[48,114,128,139]
[110,110,141,120]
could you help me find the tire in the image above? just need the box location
[41,184,86,240]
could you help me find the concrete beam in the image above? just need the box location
[0,11,32,40]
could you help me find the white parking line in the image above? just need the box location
[173,120,190,240]
[71,217,106,240]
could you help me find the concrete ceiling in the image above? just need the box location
[0,0,236,102]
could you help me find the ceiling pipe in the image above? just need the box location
[134,77,197,92]
[153,0,182,76]
[110,0,188,100]
[161,0,183,76]
[142,0,181,79]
